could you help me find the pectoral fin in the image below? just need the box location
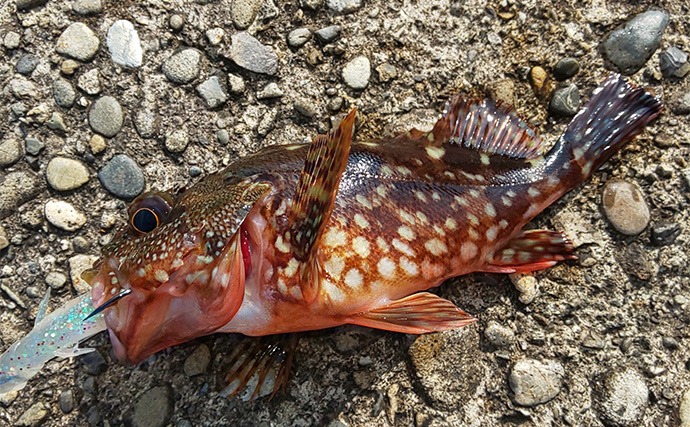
[347,292,476,334]
[484,229,577,273]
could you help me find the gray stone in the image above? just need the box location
[484,321,514,348]
[327,96,343,112]
[294,99,317,118]
[680,389,690,427]
[72,236,91,253]
[0,138,23,167]
[44,200,87,231]
[217,129,230,144]
[183,344,211,376]
[553,57,580,80]
[672,92,690,115]
[80,350,108,375]
[15,0,47,10]
[227,32,278,75]
[659,47,690,78]
[14,402,48,426]
[88,96,124,137]
[231,0,263,29]
[165,130,189,153]
[287,28,312,48]
[77,68,102,95]
[58,390,74,414]
[651,222,681,246]
[46,157,90,191]
[1,283,26,309]
[257,82,284,99]
[509,359,563,406]
[342,56,371,89]
[72,0,102,15]
[376,63,397,82]
[601,10,669,75]
[205,28,224,46]
[315,25,342,43]
[169,14,185,31]
[134,108,157,138]
[107,20,143,68]
[45,271,68,290]
[549,83,580,116]
[46,112,67,132]
[300,0,323,9]
[82,377,97,394]
[25,137,44,156]
[0,225,8,250]
[53,78,77,108]
[86,406,100,426]
[595,368,648,426]
[162,48,202,84]
[10,76,37,99]
[98,154,145,199]
[327,0,361,14]
[61,59,79,75]
[3,31,21,49]
[602,179,650,235]
[188,166,202,177]
[56,23,100,62]
[196,76,228,109]
[16,54,38,75]
[227,73,246,94]
[0,171,40,219]
[131,385,174,427]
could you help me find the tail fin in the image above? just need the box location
[553,74,662,177]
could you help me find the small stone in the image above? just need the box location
[162,48,202,84]
[217,129,230,144]
[484,321,514,348]
[487,78,516,106]
[196,76,228,109]
[72,236,91,253]
[287,28,312,48]
[45,157,90,191]
[16,54,39,75]
[553,57,580,80]
[227,73,245,94]
[227,32,278,75]
[0,171,40,219]
[1,283,26,309]
[107,20,143,68]
[662,336,679,350]
[98,154,145,199]
[549,84,580,116]
[257,82,284,99]
[342,56,371,90]
[205,28,224,46]
[529,66,547,93]
[294,99,317,118]
[510,273,539,304]
[3,31,21,49]
[315,25,342,43]
[169,14,184,31]
[88,96,124,137]
[15,0,47,10]
[9,76,37,99]
[509,359,563,406]
[72,0,102,15]
[659,47,690,78]
[327,96,343,112]
[89,134,107,154]
[131,385,174,427]
[69,254,99,293]
[165,130,189,153]
[673,92,690,115]
[56,23,100,62]
[80,350,108,375]
[327,0,361,14]
[601,10,669,75]
[650,222,681,246]
[45,271,68,290]
[59,390,74,413]
[0,225,8,250]
[188,166,202,177]
[0,138,23,167]
[46,112,67,132]
[77,68,101,95]
[61,59,79,76]
[602,179,650,235]
[44,200,87,231]
[0,390,18,406]
[300,0,323,9]
[183,344,211,376]
[231,0,263,29]
[680,389,690,427]
[376,63,397,82]
[53,78,77,108]
[86,406,101,426]
[595,368,648,426]
[82,376,97,394]
[14,402,48,427]
[134,108,157,138]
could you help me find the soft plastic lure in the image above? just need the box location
[0,291,106,395]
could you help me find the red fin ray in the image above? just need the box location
[485,229,576,273]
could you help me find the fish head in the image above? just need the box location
[89,176,270,364]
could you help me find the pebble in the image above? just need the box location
[1,283,26,309]
[680,389,690,427]
[553,57,580,80]
[16,54,38,75]
[86,406,101,426]
[68,254,99,293]
[342,56,371,89]
[9,76,37,99]
[0,138,23,167]
[601,10,669,75]
[3,31,21,49]
[56,23,100,62]
[107,20,143,68]
[650,222,681,246]
[88,96,124,137]
[165,130,190,153]
[0,390,18,406]
[58,390,74,413]
[217,129,230,144]
[0,225,8,250]
[72,236,91,253]
[98,154,145,198]
[80,349,108,375]
[196,76,228,109]
[61,59,79,76]
[44,200,87,231]
[72,0,102,15]
[53,77,77,108]
[510,273,539,304]
[294,99,317,118]
[596,368,648,426]
[162,48,202,84]
[131,385,174,427]
[602,179,650,235]
[45,157,90,191]
[169,14,185,31]
[15,0,47,10]
[673,92,690,115]
[509,359,563,406]
[257,82,284,99]
[530,66,547,93]
[227,32,278,75]
[45,271,68,290]
[376,63,397,82]
[77,68,101,95]
[14,402,48,427]
[0,171,40,219]
[315,25,342,43]
[287,28,312,48]
[327,0,361,14]
[327,96,343,112]
[659,47,690,78]
[227,73,246,94]
[134,108,157,138]
[300,0,323,9]
[188,166,202,177]
[484,321,514,348]
[183,344,211,376]
[487,78,516,106]
[231,0,263,29]
[46,112,67,132]
[89,134,107,154]
[662,336,679,350]
[206,28,224,46]
[549,83,580,116]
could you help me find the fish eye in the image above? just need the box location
[131,208,159,233]
[127,192,175,234]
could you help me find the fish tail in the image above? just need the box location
[551,74,662,178]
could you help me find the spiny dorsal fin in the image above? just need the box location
[289,109,356,262]
[430,96,545,159]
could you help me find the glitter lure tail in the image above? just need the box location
[0,292,106,395]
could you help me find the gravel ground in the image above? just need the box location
[1,0,689,426]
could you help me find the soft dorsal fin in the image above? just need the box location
[429,96,545,159]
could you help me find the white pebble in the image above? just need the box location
[106,20,143,68]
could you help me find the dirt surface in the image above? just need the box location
[1,0,689,426]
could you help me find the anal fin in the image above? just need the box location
[347,292,476,334]
[485,229,576,274]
